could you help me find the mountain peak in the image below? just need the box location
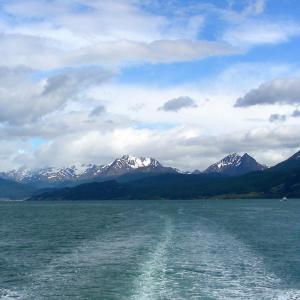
[204,152,266,176]
[113,155,159,168]
[107,155,164,176]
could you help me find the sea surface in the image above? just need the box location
[0,199,300,299]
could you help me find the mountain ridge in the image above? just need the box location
[0,155,178,187]
[28,149,300,201]
[0,152,290,195]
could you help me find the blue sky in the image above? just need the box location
[0,0,299,170]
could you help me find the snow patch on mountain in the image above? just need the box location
[110,155,160,169]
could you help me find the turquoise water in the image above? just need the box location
[0,199,300,299]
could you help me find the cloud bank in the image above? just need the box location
[0,0,299,171]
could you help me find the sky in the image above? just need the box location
[0,0,300,171]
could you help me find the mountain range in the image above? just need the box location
[1,151,299,200]
[0,155,177,188]
[0,153,265,188]
[28,150,300,201]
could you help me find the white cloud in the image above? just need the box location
[223,20,300,47]
[70,39,236,66]
[235,78,300,107]
[2,0,166,43]
[243,0,266,16]
[0,140,32,171]
[0,33,237,69]
[0,67,113,124]
[0,0,236,69]
[10,123,299,171]
[0,61,297,170]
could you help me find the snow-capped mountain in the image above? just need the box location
[104,155,165,176]
[204,153,267,176]
[1,164,106,185]
[0,153,270,186]
[0,155,177,187]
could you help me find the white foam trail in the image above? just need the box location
[0,289,25,300]
[130,214,300,300]
[130,216,173,300]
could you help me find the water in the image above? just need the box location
[0,199,300,299]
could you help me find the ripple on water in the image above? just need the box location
[1,201,300,299]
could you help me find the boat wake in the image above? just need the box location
[130,213,300,300]
[130,215,173,300]
[2,207,300,299]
